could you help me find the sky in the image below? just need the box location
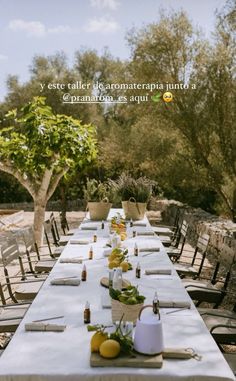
[0,0,227,101]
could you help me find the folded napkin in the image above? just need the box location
[103,248,112,257]
[69,239,90,245]
[145,269,172,275]
[139,247,160,252]
[59,258,83,264]
[25,322,66,332]
[50,277,80,286]
[159,300,191,309]
[133,222,147,227]
[81,226,97,231]
[137,231,155,236]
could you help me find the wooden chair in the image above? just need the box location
[183,244,235,308]
[199,302,236,348]
[21,227,56,273]
[0,239,45,303]
[165,220,189,262]
[152,208,181,246]
[59,212,76,236]
[43,219,64,257]
[0,280,30,333]
[174,233,210,278]
[49,213,70,247]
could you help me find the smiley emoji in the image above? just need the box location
[163,92,173,103]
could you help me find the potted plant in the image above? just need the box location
[109,286,145,323]
[83,179,113,221]
[111,174,154,220]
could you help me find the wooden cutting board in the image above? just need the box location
[90,348,193,368]
[90,352,163,368]
[100,277,131,289]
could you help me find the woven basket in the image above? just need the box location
[88,201,112,221]
[111,299,144,324]
[122,199,146,221]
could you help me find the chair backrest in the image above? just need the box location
[190,233,210,275]
[43,220,56,257]
[49,213,60,245]
[197,233,210,254]
[219,244,236,270]
[1,238,20,267]
[180,220,188,237]
[59,212,69,235]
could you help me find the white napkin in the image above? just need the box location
[69,239,90,245]
[25,322,66,332]
[139,247,160,252]
[145,269,172,275]
[103,248,112,257]
[81,226,97,231]
[133,222,147,227]
[50,277,80,286]
[59,258,83,264]
[159,300,191,308]
[137,231,155,236]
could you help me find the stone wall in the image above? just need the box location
[158,199,236,253]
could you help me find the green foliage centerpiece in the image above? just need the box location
[109,285,145,324]
[84,179,113,220]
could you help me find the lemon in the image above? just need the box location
[99,339,121,359]
[91,331,108,353]
[108,260,120,269]
[120,233,127,241]
[120,261,129,272]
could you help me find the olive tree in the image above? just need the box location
[0,97,97,244]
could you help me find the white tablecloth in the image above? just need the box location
[0,209,234,381]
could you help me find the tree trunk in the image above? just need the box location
[33,200,46,246]
[233,188,236,223]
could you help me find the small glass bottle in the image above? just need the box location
[153,291,159,315]
[134,242,139,256]
[89,246,93,260]
[81,264,87,281]
[108,269,114,288]
[136,262,141,278]
[101,220,105,230]
[93,233,97,243]
[84,301,91,324]
[112,268,122,291]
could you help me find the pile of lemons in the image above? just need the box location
[108,248,130,272]
[111,218,127,241]
[91,332,120,359]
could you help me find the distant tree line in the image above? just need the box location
[0,0,235,220]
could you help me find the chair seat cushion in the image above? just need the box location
[183,280,223,304]
[174,263,198,276]
[67,229,77,236]
[0,304,30,332]
[152,227,173,236]
[35,260,56,273]
[59,236,70,246]
[198,308,236,345]
[223,353,236,375]
[15,281,44,301]
[53,247,64,257]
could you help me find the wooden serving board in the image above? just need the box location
[90,348,193,368]
[90,352,163,368]
[100,277,131,290]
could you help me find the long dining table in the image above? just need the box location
[0,209,234,381]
